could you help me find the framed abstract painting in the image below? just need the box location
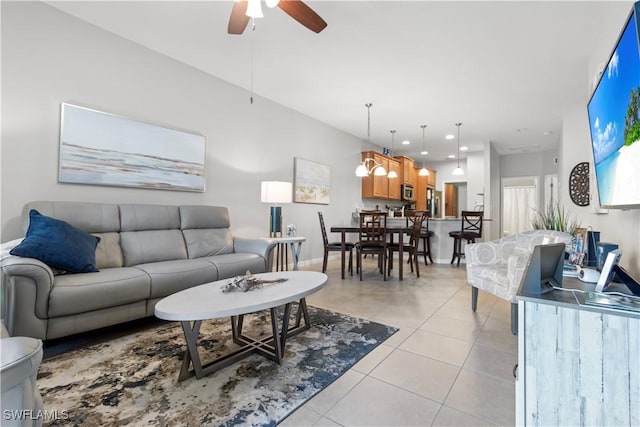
[59,103,206,192]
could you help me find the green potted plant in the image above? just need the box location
[530,201,579,234]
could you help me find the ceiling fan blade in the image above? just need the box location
[278,0,327,33]
[228,1,250,35]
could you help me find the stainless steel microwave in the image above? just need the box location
[401,184,414,201]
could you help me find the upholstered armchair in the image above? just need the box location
[465,230,572,334]
[1,321,44,427]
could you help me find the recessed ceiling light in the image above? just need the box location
[421,150,428,155]
[543,131,553,136]
[448,154,455,159]
[402,140,410,145]
[460,146,468,151]
[445,134,455,140]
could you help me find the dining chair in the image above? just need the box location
[387,210,426,277]
[318,212,354,275]
[406,210,434,265]
[356,211,388,281]
[449,210,484,267]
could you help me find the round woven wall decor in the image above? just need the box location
[569,162,590,206]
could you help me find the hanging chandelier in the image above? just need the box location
[355,103,387,177]
[418,124,429,176]
[452,122,464,176]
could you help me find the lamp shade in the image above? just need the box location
[260,181,292,204]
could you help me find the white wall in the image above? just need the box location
[558,1,640,277]
[0,2,362,265]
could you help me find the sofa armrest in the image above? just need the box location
[1,256,54,322]
[233,237,277,271]
[233,237,275,257]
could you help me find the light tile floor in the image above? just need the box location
[281,257,517,427]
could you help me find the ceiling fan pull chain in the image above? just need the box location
[250,24,256,104]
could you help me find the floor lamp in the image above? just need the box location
[260,181,292,237]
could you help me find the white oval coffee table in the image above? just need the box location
[155,271,327,381]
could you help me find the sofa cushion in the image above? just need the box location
[208,253,268,279]
[135,259,218,299]
[120,230,187,267]
[182,229,234,259]
[179,205,230,229]
[119,204,180,231]
[48,267,150,317]
[22,201,120,234]
[93,232,124,269]
[10,210,100,273]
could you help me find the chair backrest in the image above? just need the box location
[359,211,388,245]
[318,212,329,246]
[460,210,484,238]
[407,211,427,247]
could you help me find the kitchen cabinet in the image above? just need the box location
[415,171,427,211]
[361,151,389,199]
[387,159,401,200]
[395,156,415,186]
[427,167,436,187]
[413,167,437,211]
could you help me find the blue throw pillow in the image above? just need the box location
[10,209,100,273]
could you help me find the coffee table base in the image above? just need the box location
[177,298,311,381]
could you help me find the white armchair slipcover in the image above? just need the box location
[465,230,572,334]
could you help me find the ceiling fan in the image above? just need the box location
[228,0,328,35]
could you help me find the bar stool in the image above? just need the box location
[449,210,484,267]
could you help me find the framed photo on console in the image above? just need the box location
[59,103,206,192]
[568,227,588,266]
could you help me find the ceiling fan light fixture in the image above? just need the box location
[246,0,264,18]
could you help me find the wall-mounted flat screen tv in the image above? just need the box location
[587,2,640,209]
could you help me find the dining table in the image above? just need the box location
[330,224,413,280]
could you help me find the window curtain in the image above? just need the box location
[503,185,536,236]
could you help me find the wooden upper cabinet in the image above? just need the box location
[361,151,389,199]
[395,156,415,185]
[387,159,401,200]
[427,167,436,187]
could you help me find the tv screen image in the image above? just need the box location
[587,3,640,209]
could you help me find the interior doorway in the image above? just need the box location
[444,182,467,218]
[501,176,539,237]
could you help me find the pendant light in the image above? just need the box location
[452,122,464,176]
[355,103,387,177]
[387,130,398,179]
[418,124,430,176]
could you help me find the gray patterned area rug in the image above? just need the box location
[38,306,397,426]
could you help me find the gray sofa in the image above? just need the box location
[0,201,276,340]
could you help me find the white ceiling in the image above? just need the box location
[46,1,632,162]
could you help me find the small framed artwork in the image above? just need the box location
[293,157,330,204]
[568,227,588,265]
[59,103,206,192]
